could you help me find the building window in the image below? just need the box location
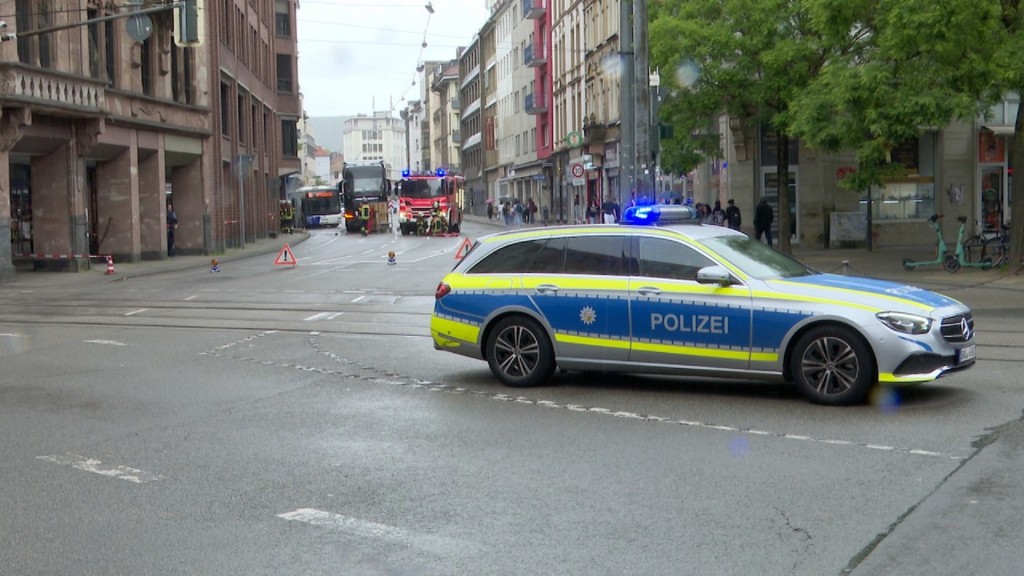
[221,83,231,136]
[238,94,247,143]
[16,0,55,68]
[276,54,293,92]
[275,0,291,37]
[282,119,298,157]
[141,38,154,96]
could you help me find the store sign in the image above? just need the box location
[565,131,584,148]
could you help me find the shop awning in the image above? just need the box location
[982,125,1015,135]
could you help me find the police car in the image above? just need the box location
[430,204,975,405]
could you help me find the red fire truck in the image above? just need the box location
[395,169,464,235]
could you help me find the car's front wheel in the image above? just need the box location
[485,315,555,388]
[790,325,875,406]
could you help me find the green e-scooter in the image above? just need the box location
[902,214,948,271]
[944,216,993,273]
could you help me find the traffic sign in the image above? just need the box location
[274,243,297,267]
[455,237,473,260]
[571,163,584,178]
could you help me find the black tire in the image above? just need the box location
[790,325,875,406]
[984,237,1008,267]
[963,235,985,263]
[485,315,555,388]
[944,254,960,273]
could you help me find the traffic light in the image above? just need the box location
[174,0,203,47]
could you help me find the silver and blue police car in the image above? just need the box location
[430,204,975,405]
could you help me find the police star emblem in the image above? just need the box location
[579,306,597,325]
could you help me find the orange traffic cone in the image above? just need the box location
[105,256,115,275]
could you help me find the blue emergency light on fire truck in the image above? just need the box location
[396,168,464,235]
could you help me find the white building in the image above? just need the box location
[342,112,406,181]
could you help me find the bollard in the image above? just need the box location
[387,250,396,265]
[105,256,115,275]
[210,258,221,272]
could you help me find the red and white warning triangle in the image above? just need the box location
[275,243,297,267]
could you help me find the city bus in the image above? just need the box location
[289,185,343,228]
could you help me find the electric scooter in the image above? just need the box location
[944,216,992,273]
[902,214,948,271]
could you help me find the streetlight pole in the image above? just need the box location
[618,0,636,207]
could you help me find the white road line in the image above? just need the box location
[37,454,163,483]
[278,509,410,542]
[327,312,343,320]
[350,295,366,303]
[83,339,128,346]
[0,333,23,337]
[124,308,149,316]
[185,295,197,301]
[276,507,473,555]
[304,312,332,322]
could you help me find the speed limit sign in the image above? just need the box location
[571,163,584,178]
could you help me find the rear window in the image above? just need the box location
[468,235,627,276]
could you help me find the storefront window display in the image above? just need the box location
[978,129,1007,234]
[864,134,937,221]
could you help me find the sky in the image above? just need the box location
[296,0,492,118]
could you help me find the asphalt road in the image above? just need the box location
[1,222,1022,575]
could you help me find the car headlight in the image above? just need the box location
[876,312,933,335]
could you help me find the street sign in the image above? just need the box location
[571,163,584,178]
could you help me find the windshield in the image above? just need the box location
[701,235,816,279]
[399,179,443,199]
[344,166,385,197]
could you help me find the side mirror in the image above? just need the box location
[696,265,734,287]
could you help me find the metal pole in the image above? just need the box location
[618,0,636,208]
[239,163,245,247]
[634,0,651,201]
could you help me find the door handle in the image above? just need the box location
[636,286,662,296]
[535,284,559,294]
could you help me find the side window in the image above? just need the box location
[564,236,626,276]
[467,239,546,274]
[638,237,716,280]
[528,237,566,273]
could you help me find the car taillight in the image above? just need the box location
[435,282,451,300]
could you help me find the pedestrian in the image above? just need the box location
[573,193,581,224]
[586,200,598,224]
[166,201,178,256]
[502,201,511,226]
[725,199,742,230]
[541,204,550,226]
[486,200,494,221]
[754,196,774,246]
[527,198,538,224]
[601,195,618,224]
[711,200,726,226]
[280,201,294,234]
[513,200,524,227]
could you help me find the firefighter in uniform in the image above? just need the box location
[280,201,295,234]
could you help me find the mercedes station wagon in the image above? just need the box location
[430,205,975,405]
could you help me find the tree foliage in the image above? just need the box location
[651,0,1014,257]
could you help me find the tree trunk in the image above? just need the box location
[1010,94,1024,269]
[777,133,792,254]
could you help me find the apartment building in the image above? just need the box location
[342,112,406,181]
[550,0,587,222]
[429,60,461,174]
[459,35,484,212]
[1,0,301,281]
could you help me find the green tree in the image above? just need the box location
[789,0,1004,248]
[650,0,825,253]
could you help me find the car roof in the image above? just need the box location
[475,222,744,246]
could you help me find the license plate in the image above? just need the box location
[957,344,976,364]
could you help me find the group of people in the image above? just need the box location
[486,193,775,247]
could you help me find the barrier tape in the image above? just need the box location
[14,253,111,260]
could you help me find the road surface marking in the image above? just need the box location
[350,295,366,303]
[185,295,197,301]
[37,454,163,483]
[83,339,128,346]
[277,508,472,554]
[124,308,149,316]
[304,312,332,322]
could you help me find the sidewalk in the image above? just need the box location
[4,232,311,288]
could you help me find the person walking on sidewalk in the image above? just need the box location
[754,196,774,246]
[725,199,742,230]
[166,201,178,256]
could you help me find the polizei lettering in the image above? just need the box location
[651,313,729,334]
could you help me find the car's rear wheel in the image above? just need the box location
[486,315,555,388]
[790,325,875,406]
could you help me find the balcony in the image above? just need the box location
[525,92,547,115]
[0,63,106,115]
[523,0,545,19]
[524,43,547,68]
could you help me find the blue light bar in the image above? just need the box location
[621,205,660,225]
[402,169,410,178]
[621,204,699,226]
[435,168,446,177]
